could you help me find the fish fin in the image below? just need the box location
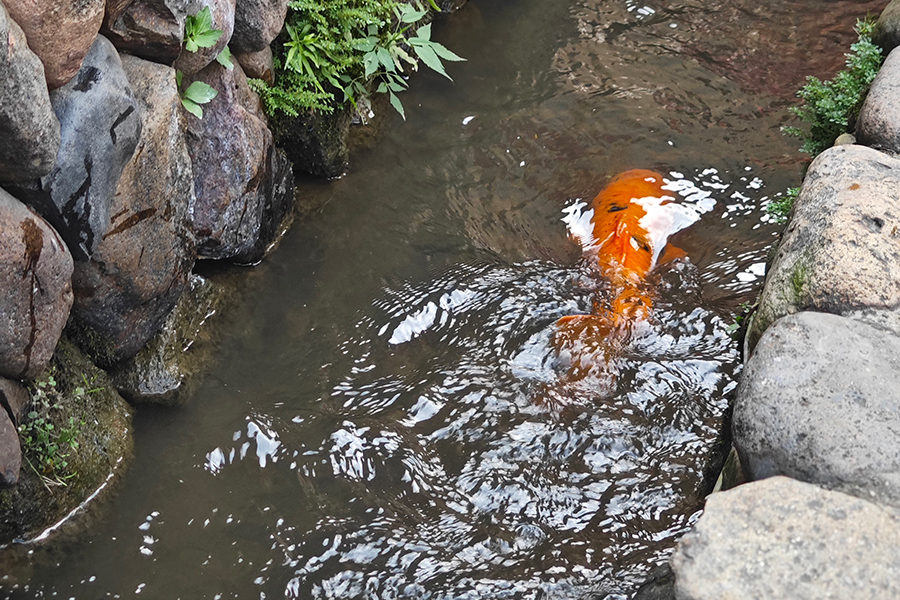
[656,243,687,266]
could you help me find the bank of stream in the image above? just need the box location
[0,0,884,598]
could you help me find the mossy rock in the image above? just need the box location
[271,105,353,179]
[0,337,133,543]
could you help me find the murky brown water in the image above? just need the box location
[1,0,886,598]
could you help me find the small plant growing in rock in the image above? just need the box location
[766,186,800,224]
[17,369,89,489]
[177,7,234,118]
[784,18,883,156]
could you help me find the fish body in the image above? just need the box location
[553,169,698,383]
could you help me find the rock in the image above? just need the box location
[102,0,186,64]
[68,55,196,368]
[0,4,61,182]
[0,408,20,488]
[234,46,274,84]
[672,477,900,600]
[173,0,236,76]
[874,0,900,54]
[231,0,287,53]
[0,338,133,543]
[272,105,353,179]
[0,378,29,426]
[833,132,856,146]
[0,188,74,381]
[746,144,900,351]
[734,311,900,508]
[9,36,142,262]
[112,274,229,404]
[2,0,104,88]
[633,564,675,600]
[857,47,900,153]
[185,62,295,262]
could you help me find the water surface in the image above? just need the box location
[1,0,884,598]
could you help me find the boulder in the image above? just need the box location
[746,144,900,351]
[231,0,287,53]
[857,47,900,152]
[0,4,61,182]
[9,36,142,262]
[0,378,29,426]
[173,0,236,76]
[735,311,900,508]
[272,105,353,179]
[103,0,186,64]
[672,477,900,600]
[0,408,20,488]
[2,0,104,88]
[69,56,196,367]
[874,0,900,54]
[0,188,73,381]
[112,274,229,404]
[185,62,295,262]
[234,46,274,84]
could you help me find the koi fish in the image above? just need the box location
[553,169,699,384]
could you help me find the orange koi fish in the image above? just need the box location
[554,169,698,383]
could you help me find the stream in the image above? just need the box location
[1,0,884,598]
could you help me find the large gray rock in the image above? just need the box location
[69,56,196,367]
[0,188,74,381]
[874,0,900,54]
[0,4,61,182]
[231,0,287,53]
[173,0,236,75]
[0,408,20,488]
[735,311,900,507]
[746,145,900,351]
[857,47,900,153]
[2,0,104,88]
[672,477,900,600]
[185,62,295,262]
[10,36,142,262]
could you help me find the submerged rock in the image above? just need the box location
[231,0,288,53]
[0,3,61,183]
[857,47,900,153]
[2,0,104,88]
[272,106,353,179]
[69,55,196,368]
[185,62,295,262]
[112,274,229,405]
[10,36,142,261]
[746,144,900,351]
[735,311,900,508]
[0,338,133,544]
[672,477,900,600]
[0,188,73,381]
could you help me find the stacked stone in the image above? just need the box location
[657,3,900,598]
[0,0,291,493]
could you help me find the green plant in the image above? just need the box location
[17,370,88,489]
[249,0,464,120]
[783,17,883,156]
[177,7,234,118]
[766,186,800,224]
[726,301,754,335]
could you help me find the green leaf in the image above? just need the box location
[376,47,394,71]
[401,8,427,23]
[195,6,213,34]
[193,29,223,49]
[433,43,465,62]
[185,38,199,53]
[216,46,234,69]
[389,90,405,120]
[175,70,183,88]
[415,23,432,40]
[181,97,204,118]
[413,44,450,79]
[183,80,218,104]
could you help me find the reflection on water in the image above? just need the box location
[1,0,878,597]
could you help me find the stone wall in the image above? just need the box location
[654,2,900,598]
